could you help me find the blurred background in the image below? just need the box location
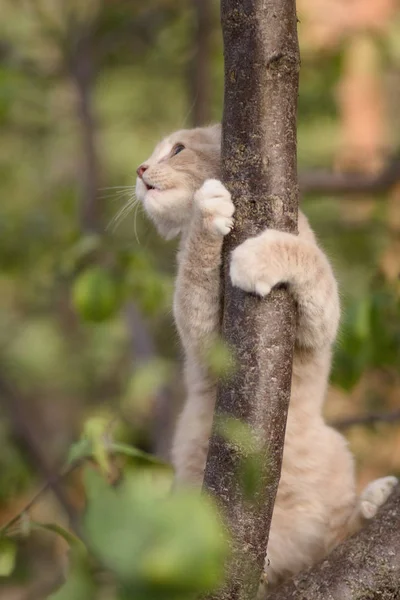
[0,0,400,597]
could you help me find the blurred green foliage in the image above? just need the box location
[0,428,228,600]
[0,0,399,597]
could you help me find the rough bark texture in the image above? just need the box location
[268,485,400,600]
[202,2,300,600]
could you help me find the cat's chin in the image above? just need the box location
[143,188,191,234]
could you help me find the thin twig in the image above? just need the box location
[0,461,81,536]
[300,153,400,196]
[68,22,100,233]
[0,374,81,535]
[331,409,400,431]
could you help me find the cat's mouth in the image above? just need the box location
[143,179,163,194]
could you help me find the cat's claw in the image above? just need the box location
[195,179,235,236]
[360,476,398,519]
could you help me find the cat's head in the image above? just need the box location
[135,124,221,239]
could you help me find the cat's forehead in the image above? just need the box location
[149,126,220,161]
[150,139,174,162]
[153,129,200,154]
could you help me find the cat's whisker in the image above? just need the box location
[133,202,141,245]
[114,200,137,225]
[181,95,198,129]
[99,186,134,191]
[107,195,140,232]
[107,202,133,231]
[99,191,133,201]
[98,186,135,204]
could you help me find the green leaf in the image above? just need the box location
[67,436,169,472]
[72,267,121,323]
[82,467,228,596]
[239,453,265,501]
[123,360,172,419]
[204,338,236,379]
[110,442,169,468]
[31,522,87,556]
[0,537,17,577]
[82,416,110,475]
[48,552,95,600]
[61,234,102,275]
[217,416,258,455]
[217,417,268,499]
[127,262,173,317]
[67,438,92,465]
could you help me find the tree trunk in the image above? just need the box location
[202,2,300,600]
[268,484,400,600]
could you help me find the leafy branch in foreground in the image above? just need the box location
[0,418,229,600]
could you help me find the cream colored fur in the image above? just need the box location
[136,124,397,589]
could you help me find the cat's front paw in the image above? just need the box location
[360,476,398,519]
[194,179,235,236]
[230,230,287,296]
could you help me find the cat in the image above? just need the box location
[135,123,397,588]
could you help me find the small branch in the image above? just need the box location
[68,24,101,233]
[0,461,80,537]
[300,153,400,196]
[0,374,81,535]
[268,485,400,600]
[331,409,400,430]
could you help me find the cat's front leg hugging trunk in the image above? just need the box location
[172,179,234,484]
[135,124,398,591]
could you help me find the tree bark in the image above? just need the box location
[202,2,300,600]
[268,484,400,600]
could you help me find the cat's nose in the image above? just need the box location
[136,164,148,179]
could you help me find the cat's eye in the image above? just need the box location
[171,144,185,157]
